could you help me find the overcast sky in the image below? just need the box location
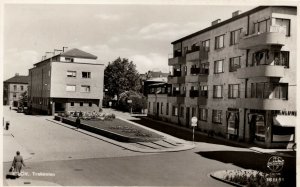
[3,3,258,80]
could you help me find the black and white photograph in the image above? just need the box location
[1,0,298,186]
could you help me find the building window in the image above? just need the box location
[166,103,169,115]
[13,93,16,98]
[180,107,184,117]
[230,29,242,45]
[202,39,210,51]
[161,103,163,114]
[81,85,91,93]
[274,51,289,68]
[200,85,208,97]
[228,84,239,98]
[214,60,224,73]
[250,82,288,100]
[199,108,208,121]
[212,110,222,124]
[275,18,290,36]
[21,86,24,91]
[252,50,269,66]
[213,85,223,98]
[89,102,92,107]
[254,19,271,34]
[229,56,241,72]
[172,106,178,116]
[148,102,151,111]
[13,85,17,91]
[65,57,74,62]
[254,114,265,141]
[82,72,91,78]
[80,102,83,106]
[70,102,74,106]
[215,34,224,49]
[67,71,76,77]
[66,85,76,92]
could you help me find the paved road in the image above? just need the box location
[3,106,258,186]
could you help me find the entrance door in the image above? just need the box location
[55,102,65,113]
[186,107,190,127]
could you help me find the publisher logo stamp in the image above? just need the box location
[267,156,285,173]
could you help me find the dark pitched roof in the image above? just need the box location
[171,6,270,44]
[60,48,97,59]
[4,75,29,84]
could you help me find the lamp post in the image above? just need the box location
[127,99,132,114]
[191,116,198,144]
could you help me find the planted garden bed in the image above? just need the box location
[55,116,163,142]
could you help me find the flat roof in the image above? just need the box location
[171,6,269,44]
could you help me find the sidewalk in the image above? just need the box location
[131,116,296,158]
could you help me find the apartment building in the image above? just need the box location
[148,6,297,148]
[3,74,29,107]
[28,48,104,115]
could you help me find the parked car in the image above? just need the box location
[17,107,24,113]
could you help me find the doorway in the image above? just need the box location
[186,107,190,127]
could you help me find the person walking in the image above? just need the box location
[11,151,26,175]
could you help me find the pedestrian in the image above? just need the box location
[76,116,81,129]
[11,151,26,175]
[9,106,11,110]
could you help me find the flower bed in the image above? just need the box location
[55,116,163,142]
[211,169,285,187]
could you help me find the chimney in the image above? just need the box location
[232,10,241,17]
[15,73,19,76]
[54,49,63,55]
[212,19,221,26]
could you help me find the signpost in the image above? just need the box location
[191,116,198,144]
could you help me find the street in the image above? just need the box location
[3,106,293,186]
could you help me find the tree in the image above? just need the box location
[118,91,147,112]
[104,57,141,100]
[18,91,28,107]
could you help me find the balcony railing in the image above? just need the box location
[238,25,286,49]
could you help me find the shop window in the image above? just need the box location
[227,111,239,135]
[255,114,265,141]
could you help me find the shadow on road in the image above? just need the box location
[197,150,296,186]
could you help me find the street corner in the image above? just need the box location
[3,134,32,162]
[5,178,61,186]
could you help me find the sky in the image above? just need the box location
[3,3,259,80]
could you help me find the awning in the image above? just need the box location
[273,115,296,127]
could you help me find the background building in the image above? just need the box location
[141,70,169,96]
[28,48,104,115]
[3,73,29,107]
[148,6,297,148]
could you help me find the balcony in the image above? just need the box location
[236,98,290,110]
[185,97,198,105]
[198,73,208,82]
[168,76,185,84]
[168,56,186,66]
[189,90,199,98]
[238,26,286,49]
[185,75,198,83]
[237,65,285,79]
[168,94,185,105]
